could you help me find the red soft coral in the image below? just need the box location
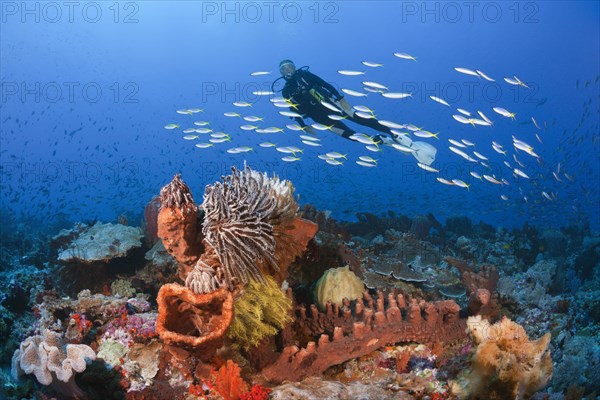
[240,384,271,400]
[211,360,249,400]
[188,383,204,397]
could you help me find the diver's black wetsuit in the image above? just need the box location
[281,69,393,139]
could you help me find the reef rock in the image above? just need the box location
[124,341,162,391]
[541,229,568,257]
[270,376,413,400]
[57,222,143,263]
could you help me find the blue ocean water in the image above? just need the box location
[1,1,599,231]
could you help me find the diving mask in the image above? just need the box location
[279,60,296,79]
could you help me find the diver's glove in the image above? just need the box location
[304,125,317,135]
[391,134,437,165]
[375,135,394,146]
[336,98,354,117]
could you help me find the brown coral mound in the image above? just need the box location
[143,196,161,246]
[271,216,318,285]
[201,166,306,289]
[446,257,499,294]
[157,175,202,279]
[446,257,500,317]
[452,315,553,399]
[156,284,233,358]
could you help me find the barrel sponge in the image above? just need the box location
[314,266,365,311]
[11,329,96,385]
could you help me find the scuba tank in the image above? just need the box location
[308,88,325,103]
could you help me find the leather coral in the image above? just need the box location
[11,329,96,398]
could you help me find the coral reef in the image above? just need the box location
[541,229,568,257]
[210,359,248,400]
[185,260,221,295]
[34,289,137,334]
[5,168,591,400]
[345,211,412,239]
[110,279,137,298]
[134,240,179,296]
[451,315,553,399]
[445,257,499,295]
[288,230,363,291]
[410,214,439,239]
[444,216,473,237]
[299,204,350,241]
[143,196,161,247]
[52,222,147,295]
[497,259,557,308]
[123,341,162,391]
[552,332,600,393]
[446,257,501,317]
[154,167,316,352]
[156,168,317,290]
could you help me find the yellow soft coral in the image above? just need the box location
[451,315,553,400]
[227,276,292,350]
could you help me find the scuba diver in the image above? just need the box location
[274,59,436,165]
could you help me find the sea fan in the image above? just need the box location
[201,166,298,288]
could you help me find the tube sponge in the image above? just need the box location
[227,276,292,350]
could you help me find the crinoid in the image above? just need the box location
[201,166,298,289]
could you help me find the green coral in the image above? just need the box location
[227,276,292,350]
[97,340,128,367]
[110,279,136,298]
